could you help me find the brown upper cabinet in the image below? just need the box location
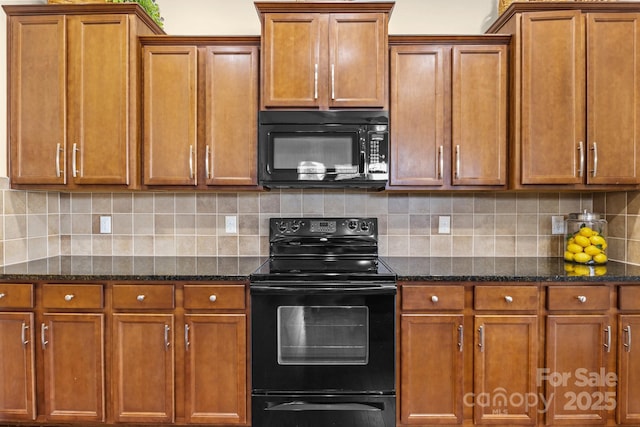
[488,4,640,190]
[4,4,163,190]
[255,1,393,110]
[389,36,509,190]
[141,37,260,189]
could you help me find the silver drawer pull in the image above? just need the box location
[577,295,587,303]
[41,323,48,350]
[431,295,439,303]
[64,294,75,301]
[209,294,217,303]
[504,295,513,303]
[0,292,5,299]
[137,294,146,302]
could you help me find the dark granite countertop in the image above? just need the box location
[382,257,640,283]
[0,256,266,282]
[1,256,639,283]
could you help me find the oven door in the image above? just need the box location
[250,282,396,394]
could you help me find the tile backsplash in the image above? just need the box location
[3,176,616,266]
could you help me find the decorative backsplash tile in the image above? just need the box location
[3,175,623,266]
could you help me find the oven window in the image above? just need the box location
[272,135,355,171]
[277,306,369,365]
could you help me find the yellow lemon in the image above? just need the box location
[564,251,574,262]
[567,243,584,254]
[584,245,601,256]
[590,235,606,247]
[574,235,591,247]
[593,253,608,264]
[573,252,592,264]
[579,227,594,237]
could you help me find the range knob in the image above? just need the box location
[348,220,359,231]
[360,222,370,232]
[290,221,301,232]
[278,222,288,232]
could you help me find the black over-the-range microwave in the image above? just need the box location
[258,110,389,189]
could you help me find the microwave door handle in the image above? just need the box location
[266,164,271,175]
[360,151,365,174]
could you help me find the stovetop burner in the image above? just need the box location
[250,217,396,283]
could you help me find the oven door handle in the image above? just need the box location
[250,284,396,295]
[266,401,382,412]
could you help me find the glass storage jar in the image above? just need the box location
[564,211,608,264]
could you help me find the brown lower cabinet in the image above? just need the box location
[0,281,248,426]
[399,281,640,427]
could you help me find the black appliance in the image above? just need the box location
[258,111,389,189]
[250,217,397,427]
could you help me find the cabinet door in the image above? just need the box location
[184,314,247,424]
[262,13,324,108]
[112,314,174,423]
[546,315,611,425]
[390,45,449,187]
[41,313,104,422]
[452,45,507,186]
[618,315,640,424]
[67,14,130,185]
[474,315,538,424]
[328,13,386,108]
[205,46,258,186]
[143,45,198,186]
[400,314,463,424]
[8,15,66,185]
[587,13,640,185]
[0,312,35,421]
[521,11,585,185]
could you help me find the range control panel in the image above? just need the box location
[271,217,377,237]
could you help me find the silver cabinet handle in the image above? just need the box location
[21,322,29,346]
[55,143,63,178]
[189,145,194,179]
[72,143,79,177]
[41,323,48,350]
[591,142,598,178]
[0,293,5,299]
[137,294,146,302]
[164,324,171,350]
[205,145,211,179]
[184,324,190,351]
[478,325,485,353]
[604,325,611,353]
[577,295,587,304]
[331,63,335,100]
[624,325,632,352]
[438,145,444,179]
[430,295,438,303]
[64,294,74,302]
[314,63,318,100]
[209,294,217,303]
[504,295,513,303]
[455,145,460,179]
[577,141,584,178]
[458,325,464,352]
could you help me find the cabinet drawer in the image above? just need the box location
[112,284,174,310]
[0,283,34,308]
[547,286,610,311]
[184,284,245,310]
[475,286,538,311]
[402,285,464,311]
[42,284,103,309]
[619,286,640,311]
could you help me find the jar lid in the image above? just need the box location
[567,210,604,221]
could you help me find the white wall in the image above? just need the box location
[0,0,497,179]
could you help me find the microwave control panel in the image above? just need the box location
[367,125,388,174]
